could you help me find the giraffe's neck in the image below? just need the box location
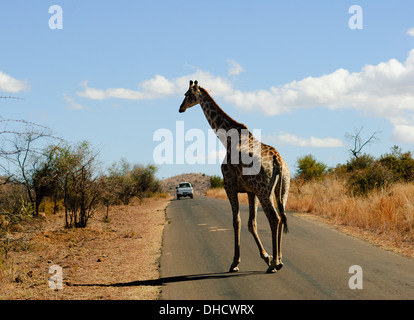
[199,87,247,134]
[198,87,263,166]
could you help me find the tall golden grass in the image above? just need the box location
[206,188,248,204]
[206,177,414,255]
[288,177,414,243]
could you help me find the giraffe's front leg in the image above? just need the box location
[229,211,241,272]
[224,184,241,273]
[222,165,242,273]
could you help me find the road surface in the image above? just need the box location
[160,196,414,299]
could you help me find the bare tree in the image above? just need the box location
[346,127,379,159]
[0,96,63,213]
[1,117,55,171]
[0,121,61,213]
[98,175,118,221]
[107,159,134,205]
[1,96,46,177]
[0,96,24,100]
[55,141,102,228]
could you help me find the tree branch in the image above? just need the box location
[346,127,379,159]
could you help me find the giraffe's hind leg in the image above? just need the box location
[259,196,284,273]
[247,193,272,266]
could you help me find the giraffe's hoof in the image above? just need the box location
[266,262,283,273]
[229,266,239,273]
[264,255,273,266]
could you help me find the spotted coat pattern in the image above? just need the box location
[179,80,290,273]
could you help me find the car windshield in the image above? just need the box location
[179,183,191,188]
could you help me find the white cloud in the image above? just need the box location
[222,49,414,143]
[77,70,234,101]
[264,133,345,148]
[223,50,414,118]
[407,27,414,37]
[76,49,414,142]
[140,74,176,95]
[77,75,176,100]
[227,59,245,76]
[64,93,85,110]
[0,71,29,93]
[392,124,414,143]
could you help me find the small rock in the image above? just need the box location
[97,257,104,262]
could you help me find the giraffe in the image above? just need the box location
[179,80,290,273]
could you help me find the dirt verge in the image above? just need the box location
[0,196,171,300]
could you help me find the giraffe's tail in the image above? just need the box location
[281,210,288,234]
[273,155,288,234]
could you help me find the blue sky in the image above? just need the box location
[1,1,414,179]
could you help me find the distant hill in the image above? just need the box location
[160,173,211,196]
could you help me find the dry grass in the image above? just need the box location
[206,177,414,258]
[206,188,251,205]
[0,195,171,300]
[288,177,414,257]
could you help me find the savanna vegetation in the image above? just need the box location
[289,145,414,255]
[1,112,164,265]
[0,112,169,298]
[209,175,225,189]
[207,130,414,256]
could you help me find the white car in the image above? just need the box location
[176,182,194,199]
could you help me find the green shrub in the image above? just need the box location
[210,175,224,188]
[296,155,327,181]
[346,162,396,196]
[379,146,414,182]
[346,153,375,172]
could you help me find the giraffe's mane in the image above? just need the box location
[199,86,248,130]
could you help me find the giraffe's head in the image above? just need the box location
[179,80,201,113]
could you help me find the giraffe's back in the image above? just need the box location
[221,140,289,198]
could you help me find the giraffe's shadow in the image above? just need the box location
[72,271,264,288]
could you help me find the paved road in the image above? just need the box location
[160,196,414,299]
